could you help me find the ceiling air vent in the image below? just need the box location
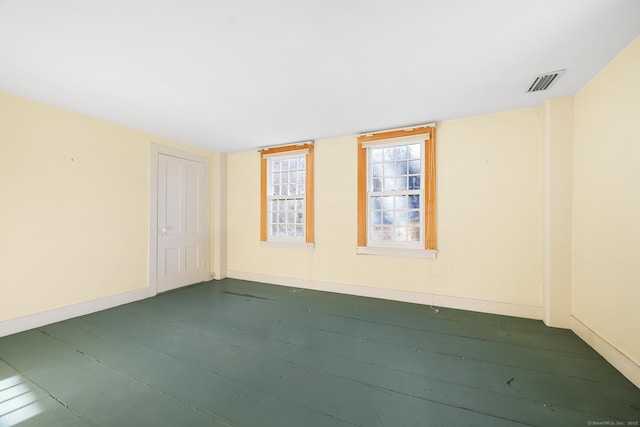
[526,70,566,93]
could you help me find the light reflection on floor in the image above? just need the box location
[0,375,43,426]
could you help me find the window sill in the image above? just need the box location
[356,246,437,259]
[261,241,315,250]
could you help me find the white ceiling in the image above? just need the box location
[1,1,639,153]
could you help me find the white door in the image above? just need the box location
[156,153,209,292]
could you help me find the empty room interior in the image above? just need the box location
[1,1,640,426]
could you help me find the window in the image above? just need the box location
[260,143,314,244]
[357,126,436,256]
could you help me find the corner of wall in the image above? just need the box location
[569,36,640,388]
[571,316,640,388]
[542,96,574,329]
[212,152,228,280]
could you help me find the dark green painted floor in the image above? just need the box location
[1,279,639,426]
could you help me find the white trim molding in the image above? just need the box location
[360,123,436,138]
[356,246,437,259]
[0,287,154,338]
[226,270,543,320]
[570,316,640,388]
[260,241,315,250]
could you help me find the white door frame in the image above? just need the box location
[149,144,210,294]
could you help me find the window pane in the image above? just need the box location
[278,200,285,210]
[281,173,289,183]
[395,177,407,191]
[383,211,393,224]
[395,195,407,209]
[370,226,382,241]
[395,161,408,175]
[408,210,420,224]
[296,225,304,236]
[382,196,394,210]
[371,148,383,162]
[408,226,420,241]
[281,185,288,195]
[296,212,304,224]
[371,196,382,209]
[271,225,278,235]
[372,163,382,177]
[382,225,393,240]
[409,144,420,159]
[272,159,280,171]
[408,195,420,209]
[298,157,305,169]
[372,178,382,191]
[409,160,421,174]
[272,184,279,196]
[383,162,394,176]
[394,226,407,241]
[287,199,296,210]
[271,200,278,211]
[278,224,286,235]
[281,160,289,171]
[287,211,295,223]
[278,212,286,223]
[271,212,278,223]
[409,175,421,190]
[383,178,394,191]
[395,145,408,160]
[273,173,280,184]
[395,211,408,225]
[383,147,394,161]
[370,210,382,225]
[298,171,305,183]
[297,183,305,194]
[290,184,296,195]
[290,172,297,183]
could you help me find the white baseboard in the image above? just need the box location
[226,270,543,320]
[0,287,155,338]
[570,316,640,388]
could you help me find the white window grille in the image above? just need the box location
[366,139,424,248]
[267,154,306,242]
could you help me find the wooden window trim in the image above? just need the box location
[260,144,314,244]
[357,126,436,250]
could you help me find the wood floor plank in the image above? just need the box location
[213,279,567,334]
[207,280,592,355]
[41,320,357,427]
[0,331,230,426]
[0,359,92,427]
[60,318,525,427]
[97,290,636,422]
[2,278,639,426]
[133,284,628,386]
[82,288,638,423]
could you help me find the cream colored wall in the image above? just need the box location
[227,150,315,280]
[228,107,544,308]
[573,37,640,365]
[0,91,217,322]
[542,97,574,328]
